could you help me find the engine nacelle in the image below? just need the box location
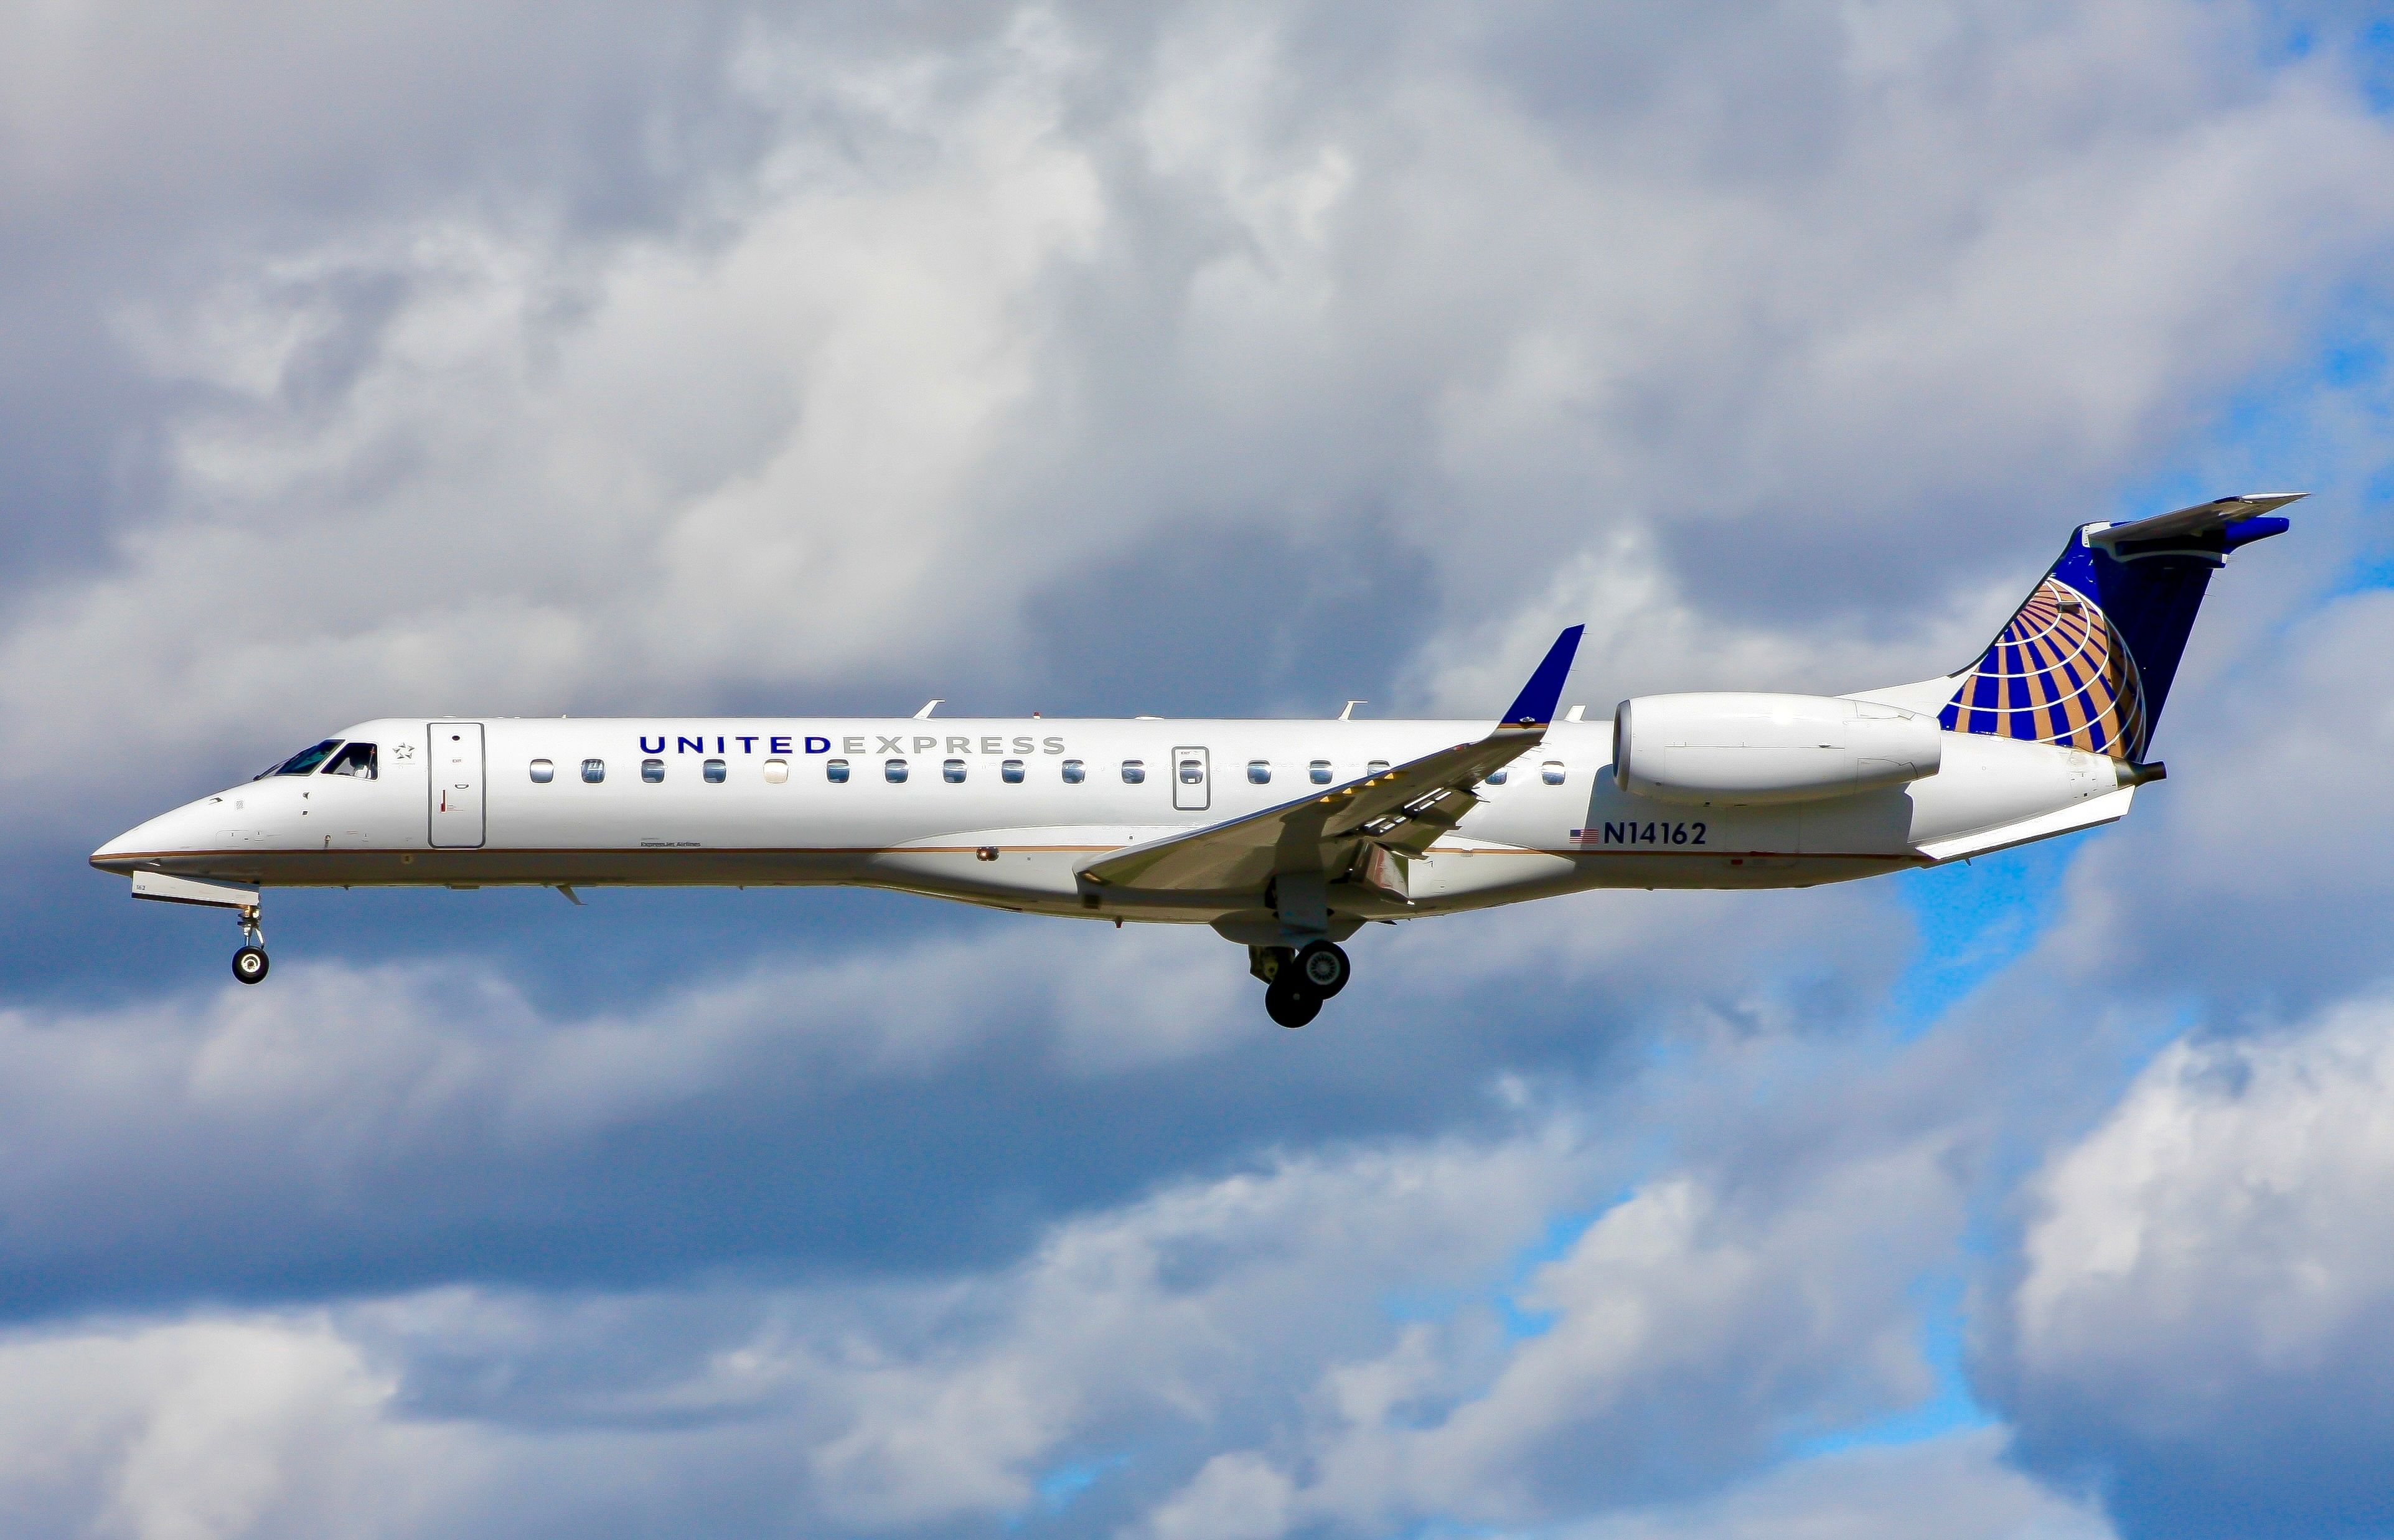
[1612,692,1943,805]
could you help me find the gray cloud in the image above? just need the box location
[0,880,1899,1314]
[0,1075,1975,1539]
[11,0,2393,834]
[2037,581,2394,1013]
[1556,1428,2113,1540]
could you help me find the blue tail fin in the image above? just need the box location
[1938,494,2300,760]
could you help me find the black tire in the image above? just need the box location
[232,946,270,985]
[1264,975,1320,1028]
[1295,941,1350,998]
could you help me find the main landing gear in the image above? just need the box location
[1252,941,1350,1028]
[232,905,268,985]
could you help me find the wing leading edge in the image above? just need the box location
[1077,626,1585,897]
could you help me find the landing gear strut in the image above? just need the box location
[232,905,268,985]
[1249,941,1350,1027]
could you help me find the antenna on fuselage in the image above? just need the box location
[1339,701,1366,720]
[915,700,942,718]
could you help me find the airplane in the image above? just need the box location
[93,494,2297,1027]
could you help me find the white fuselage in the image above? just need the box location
[92,715,2134,927]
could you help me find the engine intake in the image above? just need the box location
[1613,693,1942,806]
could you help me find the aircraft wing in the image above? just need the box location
[1078,626,1584,896]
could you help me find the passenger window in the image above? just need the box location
[642,759,665,783]
[322,743,378,779]
[1002,759,1025,784]
[529,759,555,784]
[1309,760,1331,784]
[1247,760,1270,784]
[1178,758,1203,784]
[826,759,850,783]
[581,759,605,784]
[763,759,789,784]
[266,739,342,777]
[1541,761,1565,785]
[885,758,908,783]
[1483,768,1507,786]
[703,759,726,784]
[1122,759,1147,784]
[944,758,967,783]
[1368,760,1390,776]
[1062,759,1086,784]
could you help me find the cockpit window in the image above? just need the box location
[321,743,377,779]
[259,739,342,778]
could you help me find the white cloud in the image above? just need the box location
[1997,990,2394,1533]
[0,1315,461,1540]
[2014,991,2394,1394]
[1122,1137,1966,1536]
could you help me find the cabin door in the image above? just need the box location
[428,722,487,848]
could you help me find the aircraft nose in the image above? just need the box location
[92,800,209,874]
[90,826,141,873]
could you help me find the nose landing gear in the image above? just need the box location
[1250,941,1351,1028]
[232,905,268,985]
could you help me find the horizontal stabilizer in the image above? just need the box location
[1936,491,2300,763]
[2087,492,2304,552]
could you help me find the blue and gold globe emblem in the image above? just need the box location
[1938,578,2147,760]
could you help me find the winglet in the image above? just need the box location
[1499,625,1585,729]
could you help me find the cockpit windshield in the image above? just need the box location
[256,739,342,779]
[322,743,377,779]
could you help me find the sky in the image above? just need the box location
[4,2,2394,1536]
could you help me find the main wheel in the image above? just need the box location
[1264,975,1320,1028]
[1295,941,1350,998]
[232,946,270,985]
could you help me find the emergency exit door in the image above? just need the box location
[428,722,486,848]
[1172,746,1210,812]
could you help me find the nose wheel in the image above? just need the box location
[1251,941,1350,1027]
[232,905,268,985]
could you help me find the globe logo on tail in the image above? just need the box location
[1938,576,2148,761]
